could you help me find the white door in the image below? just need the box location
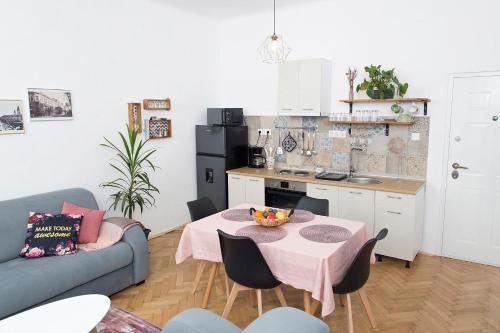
[298,59,322,115]
[245,177,265,205]
[228,175,246,208]
[278,61,300,114]
[442,74,500,266]
[306,183,340,217]
[339,188,375,237]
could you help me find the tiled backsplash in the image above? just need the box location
[244,116,429,180]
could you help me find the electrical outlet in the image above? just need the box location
[258,128,272,136]
[328,130,335,138]
[411,132,420,141]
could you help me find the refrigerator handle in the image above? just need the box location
[205,168,214,183]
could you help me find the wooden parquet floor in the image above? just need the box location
[111,228,500,332]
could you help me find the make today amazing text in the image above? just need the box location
[33,225,72,239]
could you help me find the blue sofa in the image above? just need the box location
[162,307,329,333]
[0,188,149,319]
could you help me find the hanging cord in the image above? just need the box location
[263,132,269,147]
[255,132,261,146]
[273,0,276,36]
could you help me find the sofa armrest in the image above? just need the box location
[122,225,149,284]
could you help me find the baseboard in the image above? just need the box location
[148,223,187,240]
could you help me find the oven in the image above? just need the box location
[265,179,307,209]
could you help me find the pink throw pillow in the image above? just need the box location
[61,201,105,244]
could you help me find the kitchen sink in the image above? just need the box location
[345,177,383,184]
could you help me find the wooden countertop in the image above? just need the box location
[226,167,425,195]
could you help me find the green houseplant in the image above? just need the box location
[100,125,160,219]
[356,65,408,99]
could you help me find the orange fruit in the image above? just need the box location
[255,211,264,218]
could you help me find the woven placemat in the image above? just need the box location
[221,209,252,222]
[235,225,287,243]
[299,225,352,243]
[289,209,315,223]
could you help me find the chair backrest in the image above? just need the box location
[217,229,281,290]
[296,196,329,216]
[186,197,218,222]
[332,228,388,294]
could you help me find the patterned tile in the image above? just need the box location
[332,152,350,172]
[367,153,387,173]
[317,133,333,151]
[368,125,386,136]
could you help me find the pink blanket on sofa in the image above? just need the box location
[79,217,142,251]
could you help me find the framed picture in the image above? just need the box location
[0,99,25,135]
[28,88,73,120]
[128,103,142,132]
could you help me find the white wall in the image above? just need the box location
[217,0,500,254]
[0,0,219,235]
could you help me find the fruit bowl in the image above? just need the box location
[249,207,295,227]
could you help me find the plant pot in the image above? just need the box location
[371,89,394,99]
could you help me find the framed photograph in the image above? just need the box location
[28,88,73,120]
[0,99,25,135]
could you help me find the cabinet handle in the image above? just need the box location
[387,195,402,200]
[387,210,402,215]
[281,108,293,111]
[302,108,315,111]
[248,179,260,182]
[349,191,363,195]
[315,187,328,191]
[231,176,240,180]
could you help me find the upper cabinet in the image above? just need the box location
[278,59,332,116]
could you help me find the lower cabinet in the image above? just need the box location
[374,189,425,263]
[227,174,265,207]
[338,188,375,237]
[306,183,340,217]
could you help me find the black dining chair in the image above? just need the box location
[186,197,219,294]
[296,196,329,216]
[217,229,287,319]
[332,228,388,333]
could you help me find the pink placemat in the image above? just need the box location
[289,209,315,223]
[221,209,252,222]
[235,225,287,243]
[299,224,352,243]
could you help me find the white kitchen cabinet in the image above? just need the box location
[228,174,246,208]
[278,59,331,116]
[306,183,340,217]
[339,187,375,237]
[228,174,265,208]
[245,176,265,206]
[374,189,425,265]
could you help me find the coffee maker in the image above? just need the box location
[248,146,266,168]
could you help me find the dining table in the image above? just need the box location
[175,203,371,317]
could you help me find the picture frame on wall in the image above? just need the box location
[0,99,25,135]
[28,88,73,121]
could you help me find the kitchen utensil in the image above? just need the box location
[305,131,312,156]
[282,131,297,153]
[276,130,283,155]
[300,131,305,155]
[311,131,317,155]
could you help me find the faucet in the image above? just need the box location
[349,147,363,178]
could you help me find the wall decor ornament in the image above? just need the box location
[143,98,171,110]
[0,99,25,135]
[28,88,73,120]
[147,117,171,139]
[346,67,358,101]
[127,103,142,132]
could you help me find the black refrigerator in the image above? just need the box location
[196,125,248,211]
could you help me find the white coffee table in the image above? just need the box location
[0,294,110,333]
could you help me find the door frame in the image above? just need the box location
[440,70,500,259]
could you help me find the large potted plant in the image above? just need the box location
[100,126,160,238]
[356,65,408,99]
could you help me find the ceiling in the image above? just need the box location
[155,0,323,19]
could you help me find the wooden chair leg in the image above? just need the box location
[359,288,377,329]
[256,289,263,316]
[223,269,230,298]
[346,294,354,333]
[202,262,219,308]
[191,260,207,294]
[339,294,346,307]
[273,287,287,307]
[303,291,311,314]
[222,283,241,318]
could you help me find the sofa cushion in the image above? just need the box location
[162,308,241,333]
[0,188,98,263]
[0,241,133,319]
[62,201,105,244]
[243,307,329,333]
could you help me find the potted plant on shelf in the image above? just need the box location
[100,125,160,239]
[356,65,408,99]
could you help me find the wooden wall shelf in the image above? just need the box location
[329,119,415,136]
[340,97,431,115]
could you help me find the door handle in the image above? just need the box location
[452,162,468,170]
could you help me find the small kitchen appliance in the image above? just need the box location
[248,146,267,168]
[207,108,244,126]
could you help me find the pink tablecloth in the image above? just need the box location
[175,204,370,317]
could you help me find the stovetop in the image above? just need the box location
[276,169,311,177]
